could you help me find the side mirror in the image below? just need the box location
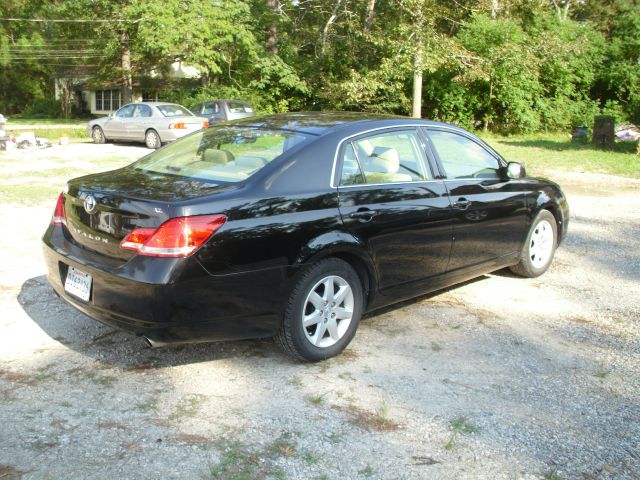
[108,113,114,119]
[506,162,526,179]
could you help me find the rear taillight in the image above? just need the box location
[52,192,67,226]
[120,214,227,258]
[168,122,187,129]
[202,120,209,128]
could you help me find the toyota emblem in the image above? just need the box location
[83,195,97,214]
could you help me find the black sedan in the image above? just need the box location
[42,113,569,361]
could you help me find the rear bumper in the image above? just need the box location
[42,227,286,344]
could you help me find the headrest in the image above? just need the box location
[203,149,233,165]
[368,146,400,173]
[356,139,374,158]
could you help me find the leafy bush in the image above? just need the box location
[21,99,63,118]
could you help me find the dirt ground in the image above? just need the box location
[0,144,639,479]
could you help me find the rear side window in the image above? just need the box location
[133,127,309,183]
[427,130,500,179]
[340,129,431,186]
[227,101,253,113]
[133,104,152,118]
[157,104,193,117]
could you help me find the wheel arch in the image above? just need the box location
[293,231,378,310]
[145,127,162,143]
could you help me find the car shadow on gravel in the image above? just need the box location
[18,275,290,370]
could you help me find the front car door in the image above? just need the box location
[104,104,135,140]
[423,127,530,272]
[336,128,454,303]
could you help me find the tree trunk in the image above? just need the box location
[60,80,71,119]
[412,45,423,119]
[363,0,376,35]
[121,30,133,105]
[266,0,279,55]
[321,0,342,57]
[490,0,499,19]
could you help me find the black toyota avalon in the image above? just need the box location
[42,112,569,361]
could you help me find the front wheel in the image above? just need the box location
[276,258,363,362]
[92,126,106,144]
[510,210,558,278]
[145,129,161,149]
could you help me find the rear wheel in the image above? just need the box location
[276,258,363,362]
[92,126,106,144]
[510,210,558,278]
[145,129,161,149]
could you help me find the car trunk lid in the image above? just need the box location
[63,167,237,260]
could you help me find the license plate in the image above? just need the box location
[64,266,92,301]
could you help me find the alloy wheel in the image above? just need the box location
[302,275,354,348]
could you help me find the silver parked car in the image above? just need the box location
[88,102,208,149]
[190,99,256,125]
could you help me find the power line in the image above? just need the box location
[0,18,142,23]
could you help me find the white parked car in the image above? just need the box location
[88,102,208,149]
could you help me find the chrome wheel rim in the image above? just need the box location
[92,128,103,142]
[302,275,354,348]
[146,131,158,148]
[529,219,554,269]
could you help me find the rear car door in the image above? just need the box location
[423,128,529,272]
[336,128,453,299]
[127,104,153,141]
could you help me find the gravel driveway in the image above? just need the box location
[0,145,638,479]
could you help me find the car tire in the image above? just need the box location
[92,126,106,144]
[276,258,363,362]
[145,129,161,149]
[510,209,558,278]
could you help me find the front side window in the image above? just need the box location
[427,130,501,179]
[340,129,431,186]
[116,104,135,118]
[133,127,309,183]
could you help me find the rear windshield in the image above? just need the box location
[133,126,309,182]
[157,104,194,117]
[227,101,253,113]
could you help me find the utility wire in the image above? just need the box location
[0,18,142,23]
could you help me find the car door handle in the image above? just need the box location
[349,209,377,222]
[453,198,471,209]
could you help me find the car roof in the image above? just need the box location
[234,112,461,136]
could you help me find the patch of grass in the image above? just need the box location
[325,432,343,444]
[480,132,640,178]
[594,369,611,379]
[342,401,400,432]
[431,341,442,352]
[542,469,563,480]
[85,371,116,388]
[207,434,296,480]
[302,452,320,464]
[170,394,207,420]
[0,464,24,479]
[445,416,479,450]
[287,375,303,387]
[304,392,328,406]
[267,434,297,458]
[8,117,88,126]
[359,465,375,477]
[135,398,159,413]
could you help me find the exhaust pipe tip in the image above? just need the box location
[142,336,168,348]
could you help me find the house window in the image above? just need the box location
[142,91,158,102]
[95,90,121,111]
